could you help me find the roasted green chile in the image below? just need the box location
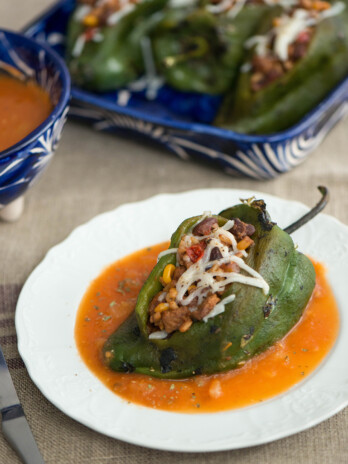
[152,3,270,94]
[66,0,168,91]
[103,200,315,379]
[215,4,348,134]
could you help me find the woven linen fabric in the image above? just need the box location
[1,2,348,462]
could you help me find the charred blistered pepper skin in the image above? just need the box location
[103,201,315,379]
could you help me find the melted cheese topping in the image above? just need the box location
[274,9,310,61]
[227,0,248,18]
[169,0,198,6]
[75,0,143,28]
[274,3,345,60]
[107,2,137,25]
[246,2,345,61]
[202,293,235,322]
[175,221,269,319]
[245,34,269,57]
[263,0,298,8]
[157,248,179,261]
[74,5,92,21]
[149,330,168,339]
[204,0,248,17]
[71,30,104,57]
[169,0,247,17]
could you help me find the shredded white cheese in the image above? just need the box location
[245,35,269,57]
[149,330,168,340]
[221,219,235,230]
[71,30,104,58]
[107,2,136,25]
[263,0,298,9]
[320,1,346,19]
[246,2,345,62]
[157,292,167,302]
[92,31,104,42]
[140,36,164,100]
[74,5,91,22]
[157,248,179,261]
[72,34,86,58]
[175,222,269,318]
[203,294,236,322]
[117,89,131,106]
[169,0,198,6]
[241,62,252,73]
[274,9,311,61]
[227,0,248,19]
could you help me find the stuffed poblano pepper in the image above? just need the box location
[152,1,273,94]
[103,198,316,379]
[215,0,348,133]
[66,0,168,91]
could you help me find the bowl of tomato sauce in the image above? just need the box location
[0,29,70,221]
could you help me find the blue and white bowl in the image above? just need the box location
[0,29,70,221]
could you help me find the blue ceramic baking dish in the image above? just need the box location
[24,0,348,179]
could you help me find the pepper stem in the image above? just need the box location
[284,186,329,235]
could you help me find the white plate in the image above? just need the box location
[16,189,348,452]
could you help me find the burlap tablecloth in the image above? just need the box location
[1,2,348,462]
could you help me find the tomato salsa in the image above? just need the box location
[75,242,339,413]
[0,75,52,152]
